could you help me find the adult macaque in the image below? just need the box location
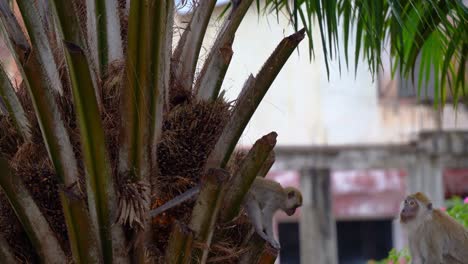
[400,192,468,264]
[149,177,302,249]
[244,177,302,249]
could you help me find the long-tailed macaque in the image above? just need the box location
[244,177,302,249]
[400,192,468,264]
[149,177,302,249]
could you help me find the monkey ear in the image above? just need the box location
[427,203,433,210]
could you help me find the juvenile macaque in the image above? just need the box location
[245,177,302,249]
[149,177,302,248]
[400,192,468,264]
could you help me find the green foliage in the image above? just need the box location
[368,248,411,264]
[257,0,468,107]
[446,196,468,228]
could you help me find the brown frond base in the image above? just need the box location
[206,213,253,263]
[0,85,77,262]
[0,116,21,158]
[0,194,36,263]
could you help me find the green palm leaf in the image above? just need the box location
[259,0,467,106]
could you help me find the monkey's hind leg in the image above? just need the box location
[245,200,270,242]
[263,208,281,249]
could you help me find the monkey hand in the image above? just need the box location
[258,231,281,249]
[268,239,281,250]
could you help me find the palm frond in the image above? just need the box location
[86,0,124,75]
[195,0,254,101]
[50,1,127,262]
[0,65,31,141]
[119,0,173,260]
[189,168,230,263]
[1,2,102,262]
[172,0,217,91]
[220,132,277,222]
[149,0,173,164]
[120,0,151,181]
[165,221,194,263]
[0,1,29,63]
[0,158,67,262]
[16,0,63,95]
[259,0,468,106]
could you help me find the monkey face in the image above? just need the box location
[400,197,419,223]
[284,188,303,216]
[285,207,297,216]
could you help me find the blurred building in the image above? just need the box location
[175,1,468,263]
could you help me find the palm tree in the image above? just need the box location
[0,0,465,263]
[265,0,467,106]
